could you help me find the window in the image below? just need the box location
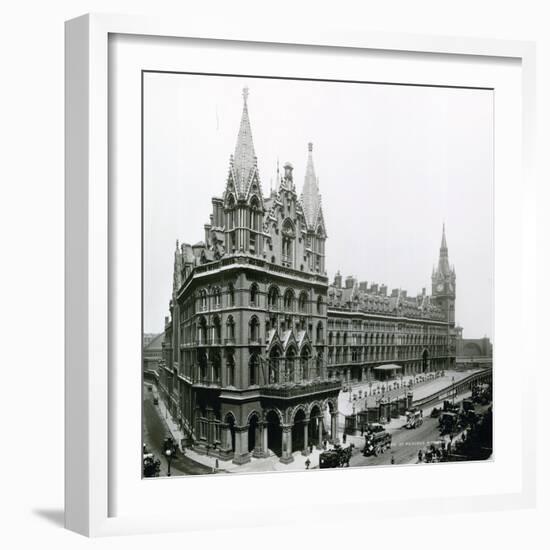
[249,316,260,343]
[298,291,308,313]
[199,289,208,311]
[227,283,235,307]
[283,289,294,311]
[226,316,235,342]
[249,354,260,386]
[227,352,235,386]
[268,286,279,309]
[250,283,259,306]
[316,295,323,314]
[213,287,221,309]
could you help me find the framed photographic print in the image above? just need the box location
[65,14,536,536]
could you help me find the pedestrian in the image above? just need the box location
[323,440,327,450]
[418,449,423,463]
[305,457,311,470]
[215,458,219,470]
[391,455,395,465]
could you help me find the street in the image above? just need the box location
[143,387,215,476]
[348,415,443,468]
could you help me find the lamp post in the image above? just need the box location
[164,448,173,477]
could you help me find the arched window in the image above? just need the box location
[198,317,208,345]
[213,287,221,309]
[227,283,235,307]
[249,316,260,343]
[249,354,260,386]
[283,289,295,311]
[213,315,221,344]
[268,286,279,310]
[249,196,260,251]
[250,283,259,306]
[328,332,333,345]
[226,316,235,343]
[298,291,308,313]
[281,219,295,267]
[199,289,208,311]
[286,347,296,383]
[269,347,281,384]
[316,322,324,344]
[226,351,235,386]
[301,347,310,380]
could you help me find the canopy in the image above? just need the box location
[373,364,403,371]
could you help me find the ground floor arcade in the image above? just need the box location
[191,396,340,465]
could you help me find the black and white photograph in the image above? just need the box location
[142,73,494,478]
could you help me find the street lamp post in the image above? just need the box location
[164,448,173,477]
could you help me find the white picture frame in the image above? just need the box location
[65,13,537,537]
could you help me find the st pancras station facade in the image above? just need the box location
[157,88,457,465]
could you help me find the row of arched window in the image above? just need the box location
[195,284,324,314]
[327,331,448,346]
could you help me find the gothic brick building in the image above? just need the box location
[158,88,456,465]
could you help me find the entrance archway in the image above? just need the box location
[309,404,323,448]
[292,409,306,452]
[266,410,282,456]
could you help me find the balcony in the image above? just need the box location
[224,337,236,346]
[261,379,342,399]
[248,337,262,346]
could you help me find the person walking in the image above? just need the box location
[391,455,395,465]
[305,457,311,470]
[418,449,423,463]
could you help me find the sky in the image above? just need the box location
[143,73,494,340]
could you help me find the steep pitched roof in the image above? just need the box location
[231,87,258,196]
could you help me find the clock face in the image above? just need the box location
[436,283,444,292]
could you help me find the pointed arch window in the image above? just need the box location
[268,286,279,310]
[249,316,260,344]
[316,322,324,344]
[226,315,235,343]
[281,219,295,267]
[249,354,260,386]
[298,291,308,313]
[226,350,235,386]
[227,283,235,307]
[283,289,295,311]
[250,283,259,306]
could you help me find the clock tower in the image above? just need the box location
[431,224,456,326]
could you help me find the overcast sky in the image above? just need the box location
[143,73,493,340]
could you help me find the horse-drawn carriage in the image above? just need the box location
[319,444,353,469]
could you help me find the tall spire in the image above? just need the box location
[437,223,451,275]
[440,222,448,251]
[300,142,322,229]
[231,86,257,195]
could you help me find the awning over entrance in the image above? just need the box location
[373,364,403,371]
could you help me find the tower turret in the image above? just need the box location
[431,223,456,325]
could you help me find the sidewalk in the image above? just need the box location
[338,368,480,418]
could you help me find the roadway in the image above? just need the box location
[143,386,215,476]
